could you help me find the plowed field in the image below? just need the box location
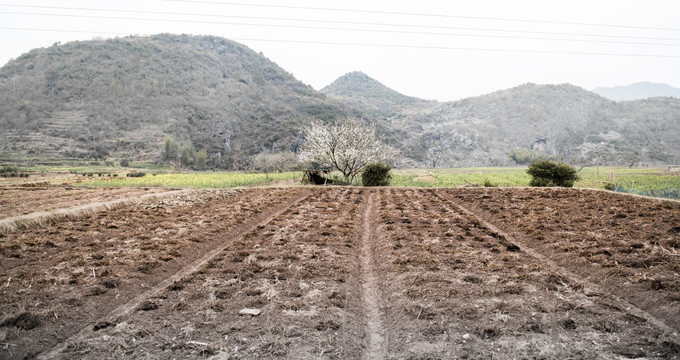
[0,187,678,359]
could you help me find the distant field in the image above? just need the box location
[80,171,303,188]
[391,168,531,187]
[2,163,678,197]
[391,167,679,195]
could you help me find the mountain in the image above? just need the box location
[394,83,680,167]
[2,35,679,169]
[593,82,680,101]
[0,34,359,169]
[321,71,435,118]
[323,75,680,167]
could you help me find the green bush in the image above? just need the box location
[362,163,391,186]
[527,160,579,187]
[483,179,496,187]
[603,182,616,191]
[120,158,130,167]
[126,171,146,178]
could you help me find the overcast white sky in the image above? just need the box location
[1,0,679,101]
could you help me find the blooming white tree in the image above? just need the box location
[299,117,388,184]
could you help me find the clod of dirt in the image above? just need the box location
[658,341,680,357]
[314,320,341,331]
[169,281,184,291]
[505,243,520,252]
[476,327,500,339]
[238,308,261,316]
[139,301,159,311]
[651,280,665,291]
[85,285,108,296]
[100,277,120,289]
[560,318,577,330]
[92,321,114,331]
[0,311,41,330]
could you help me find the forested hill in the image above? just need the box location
[323,76,680,167]
[0,34,359,169]
[2,34,679,169]
[320,71,435,118]
[396,83,680,167]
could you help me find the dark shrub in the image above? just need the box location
[302,169,333,185]
[527,160,579,187]
[362,163,391,187]
[604,182,616,191]
[126,171,146,178]
[119,158,130,167]
[0,166,19,177]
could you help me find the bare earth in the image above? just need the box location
[0,186,167,219]
[0,187,678,359]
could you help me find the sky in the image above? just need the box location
[1,0,679,101]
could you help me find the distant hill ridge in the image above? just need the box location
[0,34,359,169]
[321,71,435,118]
[1,34,679,168]
[322,77,680,166]
[593,82,680,101]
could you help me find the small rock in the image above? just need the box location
[239,308,261,316]
[462,333,470,340]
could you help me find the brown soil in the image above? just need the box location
[442,187,680,330]
[0,187,166,219]
[0,187,678,359]
[0,188,307,359]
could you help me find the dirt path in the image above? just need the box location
[360,191,386,360]
[434,189,680,342]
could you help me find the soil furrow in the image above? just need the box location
[435,189,680,342]
[0,190,211,273]
[0,189,187,235]
[0,187,168,220]
[359,191,386,360]
[2,187,678,359]
[370,188,674,358]
[37,189,311,360]
[61,188,365,359]
[0,188,304,360]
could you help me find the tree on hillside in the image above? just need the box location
[180,144,195,168]
[254,151,299,175]
[508,148,554,165]
[194,149,207,170]
[163,136,179,163]
[298,117,388,184]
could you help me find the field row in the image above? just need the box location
[0,188,678,359]
[0,187,167,219]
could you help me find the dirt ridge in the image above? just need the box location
[0,189,245,273]
[0,189,192,235]
[433,189,680,342]
[360,191,387,360]
[36,190,311,360]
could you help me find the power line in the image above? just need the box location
[1,4,679,42]
[0,26,141,36]
[3,11,680,48]
[164,0,680,32]
[1,26,678,58]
